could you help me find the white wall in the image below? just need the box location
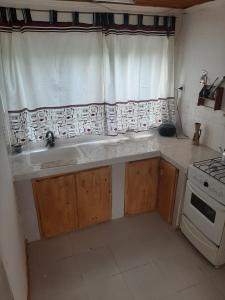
[0,260,13,300]
[112,163,125,220]
[15,180,40,242]
[176,2,225,151]
[0,105,28,299]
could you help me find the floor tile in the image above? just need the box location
[144,226,214,278]
[30,256,84,300]
[69,225,106,255]
[210,265,225,296]
[99,217,137,244]
[126,213,172,238]
[155,253,208,293]
[108,235,151,272]
[32,285,89,300]
[122,261,171,300]
[85,274,134,300]
[29,213,224,300]
[28,234,72,270]
[75,246,120,284]
[143,229,190,261]
[161,281,225,300]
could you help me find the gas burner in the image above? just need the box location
[193,158,225,184]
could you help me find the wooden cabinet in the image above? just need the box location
[76,166,112,228]
[157,159,178,224]
[32,157,178,239]
[125,158,160,215]
[33,166,112,238]
[33,174,78,238]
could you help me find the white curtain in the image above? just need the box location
[104,34,174,102]
[0,13,175,145]
[103,32,175,134]
[1,31,104,110]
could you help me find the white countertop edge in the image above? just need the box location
[11,134,220,182]
[12,150,186,182]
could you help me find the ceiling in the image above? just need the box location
[62,0,214,9]
[133,0,214,8]
[0,0,215,13]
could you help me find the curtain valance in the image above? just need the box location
[0,8,176,36]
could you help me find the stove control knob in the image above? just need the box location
[204,181,209,187]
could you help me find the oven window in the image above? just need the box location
[191,194,216,223]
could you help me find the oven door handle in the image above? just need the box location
[187,180,225,212]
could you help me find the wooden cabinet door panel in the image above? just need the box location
[125,158,159,215]
[33,174,77,238]
[157,159,178,224]
[76,166,112,229]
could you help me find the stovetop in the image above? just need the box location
[193,157,225,184]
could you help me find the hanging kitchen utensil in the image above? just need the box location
[203,77,219,98]
[209,76,225,98]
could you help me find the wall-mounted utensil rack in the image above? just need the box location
[198,85,224,110]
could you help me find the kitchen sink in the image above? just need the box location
[127,131,155,140]
[29,146,83,168]
[23,132,154,169]
[74,136,130,146]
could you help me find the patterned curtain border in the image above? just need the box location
[8,98,176,145]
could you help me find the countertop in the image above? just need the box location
[11,133,219,181]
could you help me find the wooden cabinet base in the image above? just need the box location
[32,158,177,239]
[125,158,159,215]
[33,166,112,238]
[76,166,112,229]
[33,174,78,238]
[157,159,178,224]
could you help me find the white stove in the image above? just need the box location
[189,158,225,205]
[181,157,225,267]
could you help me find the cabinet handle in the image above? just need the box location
[204,181,209,187]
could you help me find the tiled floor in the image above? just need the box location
[28,213,225,300]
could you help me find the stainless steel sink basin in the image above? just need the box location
[30,147,83,168]
[127,132,155,140]
[74,136,130,146]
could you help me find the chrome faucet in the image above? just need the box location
[45,131,55,147]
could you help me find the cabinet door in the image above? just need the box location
[157,159,178,224]
[33,174,77,238]
[76,166,112,229]
[125,158,159,215]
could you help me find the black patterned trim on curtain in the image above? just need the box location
[0,8,176,36]
[8,99,176,144]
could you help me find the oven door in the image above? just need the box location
[183,180,225,246]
